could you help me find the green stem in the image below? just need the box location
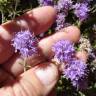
[12,0,19,19]
[1,11,4,23]
[77,20,81,28]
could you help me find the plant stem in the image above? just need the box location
[1,11,4,23]
[24,57,27,71]
[12,0,19,19]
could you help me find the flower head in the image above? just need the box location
[64,59,88,87]
[79,36,92,54]
[73,3,89,21]
[12,30,38,57]
[55,13,66,31]
[57,0,72,13]
[52,40,75,63]
[80,0,92,3]
[54,0,72,31]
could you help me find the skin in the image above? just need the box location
[0,6,88,96]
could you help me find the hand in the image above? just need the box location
[0,6,88,96]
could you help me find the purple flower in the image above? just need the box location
[38,0,72,31]
[73,3,89,21]
[64,59,88,87]
[57,0,72,13]
[54,0,72,31]
[12,30,38,57]
[55,13,66,31]
[38,0,54,6]
[55,13,71,31]
[80,0,92,3]
[52,40,75,63]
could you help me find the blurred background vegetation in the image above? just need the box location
[0,0,38,23]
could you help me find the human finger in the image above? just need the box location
[76,50,88,63]
[39,26,80,58]
[0,6,56,64]
[2,26,80,77]
[0,62,59,96]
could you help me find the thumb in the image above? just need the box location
[19,62,59,96]
[0,62,59,96]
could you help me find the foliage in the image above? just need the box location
[0,0,38,23]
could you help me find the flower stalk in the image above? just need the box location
[12,30,38,71]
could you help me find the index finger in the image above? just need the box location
[0,6,56,64]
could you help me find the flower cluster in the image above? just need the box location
[81,0,92,3]
[79,36,92,54]
[52,40,75,63]
[55,13,66,31]
[52,40,88,88]
[56,0,72,13]
[55,0,72,31]
[12,30,38,57]
[64,59,88,87]
[73,3,89,21]
[38,0,91,31]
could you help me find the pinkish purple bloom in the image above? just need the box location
[52,40,75,63]
[73,3,89,21]
[12,30,38,57]
[64,59,88,87]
